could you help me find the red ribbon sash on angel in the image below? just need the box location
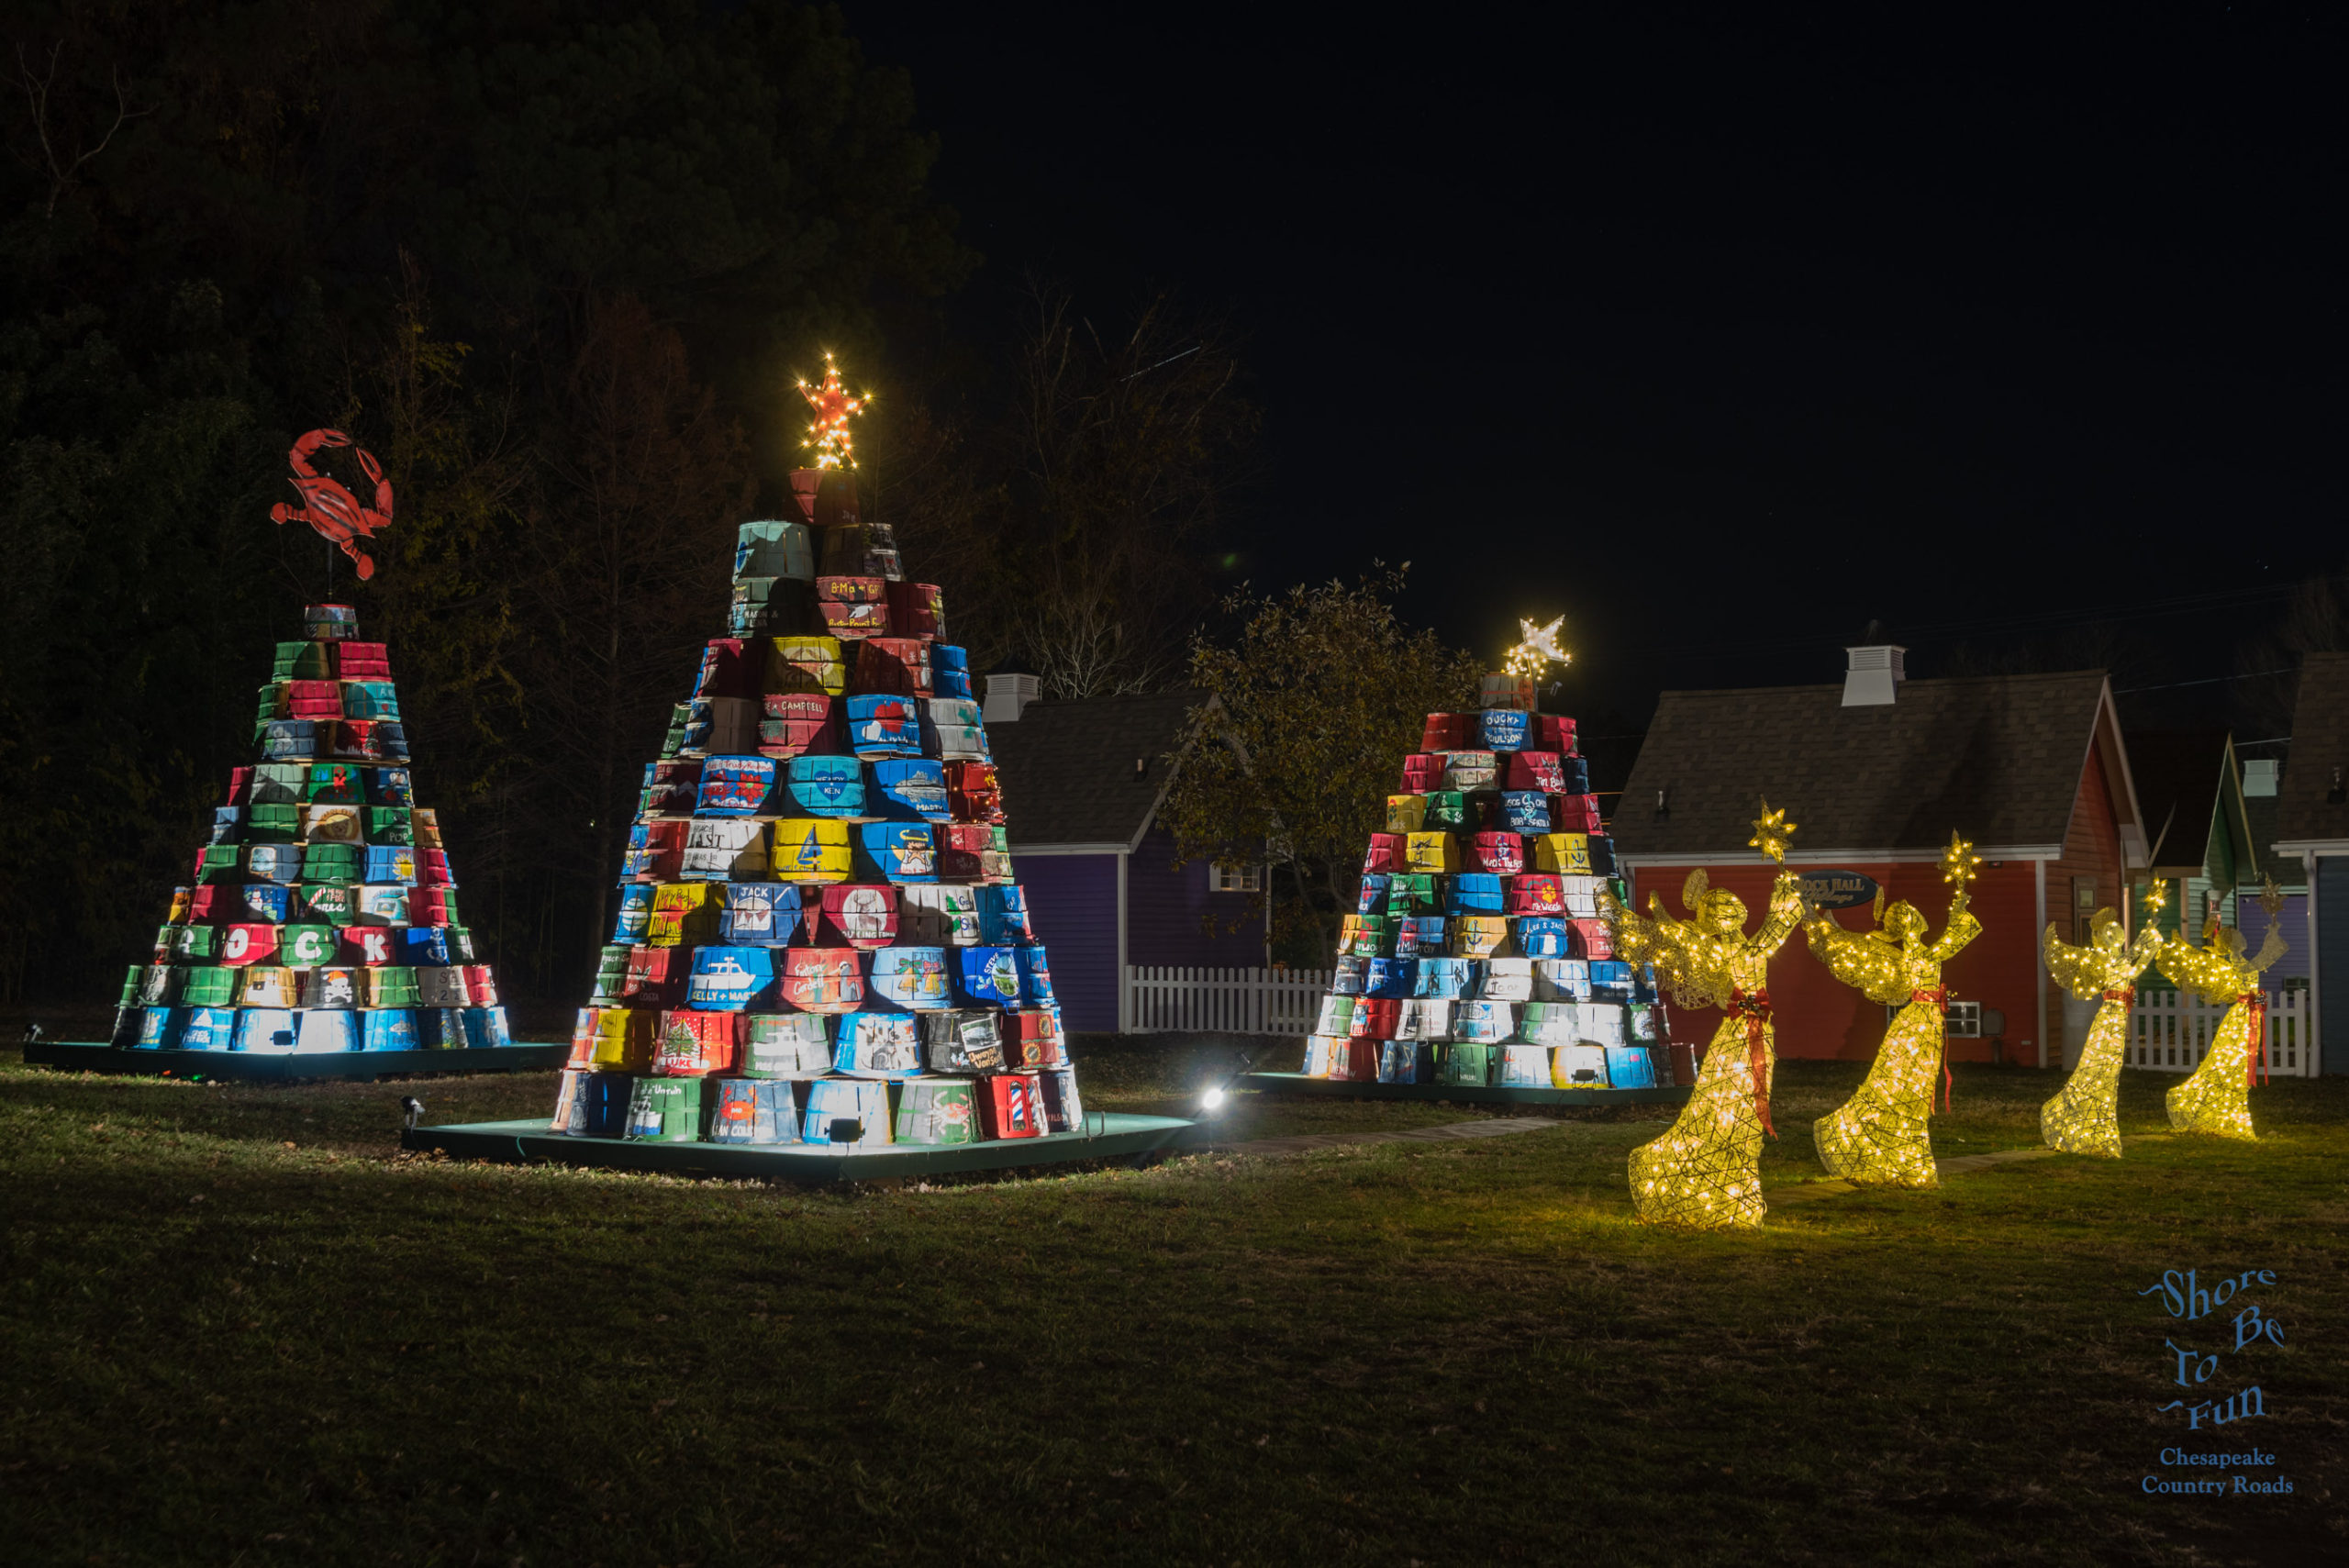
[1914,986,1954,1110]
[1728,986,1776,1137]
[2238,993,2268,1085]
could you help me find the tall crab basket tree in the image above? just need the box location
[1161,569,1481,960]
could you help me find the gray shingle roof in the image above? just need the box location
[988,689,1206,847]
[2275,651,2349,848]
[1612,670,2113,858]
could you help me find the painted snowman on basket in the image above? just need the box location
[1604,804,1807,1229]
[1803,832,1982,1188]
[2152,878,2288,1141]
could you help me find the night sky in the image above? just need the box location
[844,6,2343,736]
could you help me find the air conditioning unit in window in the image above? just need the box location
[1210,863,1264,894]
[1885,999,1981,1037]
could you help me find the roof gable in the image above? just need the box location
[2275,651,2349,848]
[1613,669,2132,859]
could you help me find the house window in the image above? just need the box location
[2072,876,2097,943]
[1883,999,1982,1037]
[1209,863,1263,893]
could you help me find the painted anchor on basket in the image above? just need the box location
[271,428,393,580]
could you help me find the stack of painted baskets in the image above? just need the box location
[1301,672,1676,1091]
[114,604,514,1054]
[555,468,1078,1149]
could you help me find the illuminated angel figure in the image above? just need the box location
[2041,906,2165,1158]
[1606,859,1807,1229]
[1806,839,1981,1187]
[2153,892,2287,1141]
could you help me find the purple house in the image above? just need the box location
[985,681,1268,1032]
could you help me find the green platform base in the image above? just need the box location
[402,1112,1202,1182]
[1239,1072,1690,1107]
[23,1040,569,1083]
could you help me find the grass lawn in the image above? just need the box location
[3,1038,2343,1566]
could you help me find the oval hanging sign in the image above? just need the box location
[1799,869,1879,909]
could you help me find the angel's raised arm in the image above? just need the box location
[1752,868,1808,956]
[1927,907,1983,964]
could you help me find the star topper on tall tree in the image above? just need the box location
[796,351,869,470]
[1503,615,1570,681]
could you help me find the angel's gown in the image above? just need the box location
[2040,922,2158,1158]
[1622,873,1804,1229]
[2156,936,2274,1141]
[1809,909,1981,1188]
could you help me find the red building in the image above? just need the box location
[1611,648,2148,1065]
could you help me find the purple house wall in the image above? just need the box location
[1127,828,1265,970]
[987,687,1268,1034]
[1015,853,1122,1032]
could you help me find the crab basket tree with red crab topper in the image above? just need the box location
[91,432,531,1068]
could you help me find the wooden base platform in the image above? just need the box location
[401,1112,1201,1182]
[23,1040,569,1083]
[1237,1072,1690,1107]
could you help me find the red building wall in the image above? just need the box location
[1624,862,2043,1062]
[2042,743,2128,1048]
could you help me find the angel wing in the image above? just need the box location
[1805,912,1914,1006]
[1604,890,1730,1009]
[2042,923,2110,1003]
[2154,936,2243,1007]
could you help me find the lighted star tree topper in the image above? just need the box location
[796,351,869,470]
[1940,829,1982,889]
[1503,615,1570,680]
[1749,801,1797,864]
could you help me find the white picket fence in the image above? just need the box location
[1125,966,1330,1035]
[2127,988,2314,1078]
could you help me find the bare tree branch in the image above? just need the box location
[16,43,150,219]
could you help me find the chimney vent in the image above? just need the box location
[1842,644,1907,707]
[983,673,1041,724]
[2242,758,2279,797]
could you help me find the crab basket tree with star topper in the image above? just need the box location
[1221,613,1683,1097]
[546,352,1094,1151]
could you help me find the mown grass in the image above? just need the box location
[3,1042,2343,1567]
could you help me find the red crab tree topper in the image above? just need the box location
[270,428,393,580]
